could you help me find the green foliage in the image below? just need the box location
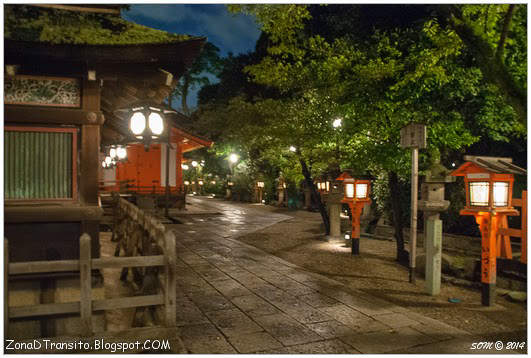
[173,42,223,114]
[195,4,526,237]
[5,5,192,45]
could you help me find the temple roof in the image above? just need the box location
[4,4,210,151]
[452,156,527,176]
[5,5,199,45]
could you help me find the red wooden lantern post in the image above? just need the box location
[337,172,371,255]
[451,156,523,306]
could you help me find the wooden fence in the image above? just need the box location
[497,190,527,264]
[4,196,177,337]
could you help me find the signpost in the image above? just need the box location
[400,123,426,284]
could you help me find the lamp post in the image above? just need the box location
[451,155,523,306]
[400,122,427,283]
[337,172,371,255]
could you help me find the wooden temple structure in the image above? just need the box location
[4,4,207,338]
[101,113,212,195]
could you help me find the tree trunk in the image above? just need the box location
[388,171,408,263]
[181,75,190,115]
[300,157,330,235]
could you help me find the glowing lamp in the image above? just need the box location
[198,180,204,186]
[345,182,354,199]
[182,164,189,170]
[115,102,175,150]
[451,156,522,211]
[116,146,127,160]
[356,183,368,199]
[257,181,265,188]
[184,180,190,186]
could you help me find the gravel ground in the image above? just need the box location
[235,205,527,343]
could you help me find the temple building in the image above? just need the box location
[4,4,207,338]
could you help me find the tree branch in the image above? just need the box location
[495,4,515,61]
[439,5,526,125]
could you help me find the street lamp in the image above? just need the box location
[332,118,342,128]
[116,102,175,151]
[229,153,238,163]
[451,155,524,306]
[289,146,297,152]
[336,172,372,255]
[182,164,189,170]
[191,161,198,168]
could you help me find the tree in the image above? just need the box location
[195,4,526,259]
[172,42,223,114]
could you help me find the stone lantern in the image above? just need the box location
[326,180,344,240]
[277,177,287,207]
[418,152,455,295]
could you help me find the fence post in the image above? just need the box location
[80,233,92,335]
[4,239,9,338]
[522,191,527,264]
[163,231,176,327]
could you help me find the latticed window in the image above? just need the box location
[4,127,77,200]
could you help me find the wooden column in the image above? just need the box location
[80,79,101,205]
[176,142,183,192]
[4,239,9,338]
[164,231,176,326]
[80,233,92,335]
[80,79,102,257]
[522,191,527,264]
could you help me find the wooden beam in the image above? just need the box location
[9,260,79,275]
[93,255,164,269]
[5,206,103,223]
[9,302,80,318]
[92,294,163,311]
[5,106,103,125]
[498,227,522,238]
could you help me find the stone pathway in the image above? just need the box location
[166,197,517,354]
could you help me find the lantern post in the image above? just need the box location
[337,172,371,255]
[400,123,427,283]
[451,156,523,306]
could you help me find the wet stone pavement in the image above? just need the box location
[164,197,512,354]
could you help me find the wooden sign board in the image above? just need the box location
[400,123,427,149]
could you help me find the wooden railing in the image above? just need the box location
[497,190,527,264]
[4,197,177,337]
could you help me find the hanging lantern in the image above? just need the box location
[115,102,175,150]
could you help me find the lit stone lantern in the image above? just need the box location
[277,177,287,207]
[451,155,524,306]
[336,172,371,255]
[255,180,265,203]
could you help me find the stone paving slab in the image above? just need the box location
[253,313,323,346]
[227,331,283,353]
[166,197,483,354]
[205,308,264,337]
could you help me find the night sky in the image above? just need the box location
[122,4,261,110]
